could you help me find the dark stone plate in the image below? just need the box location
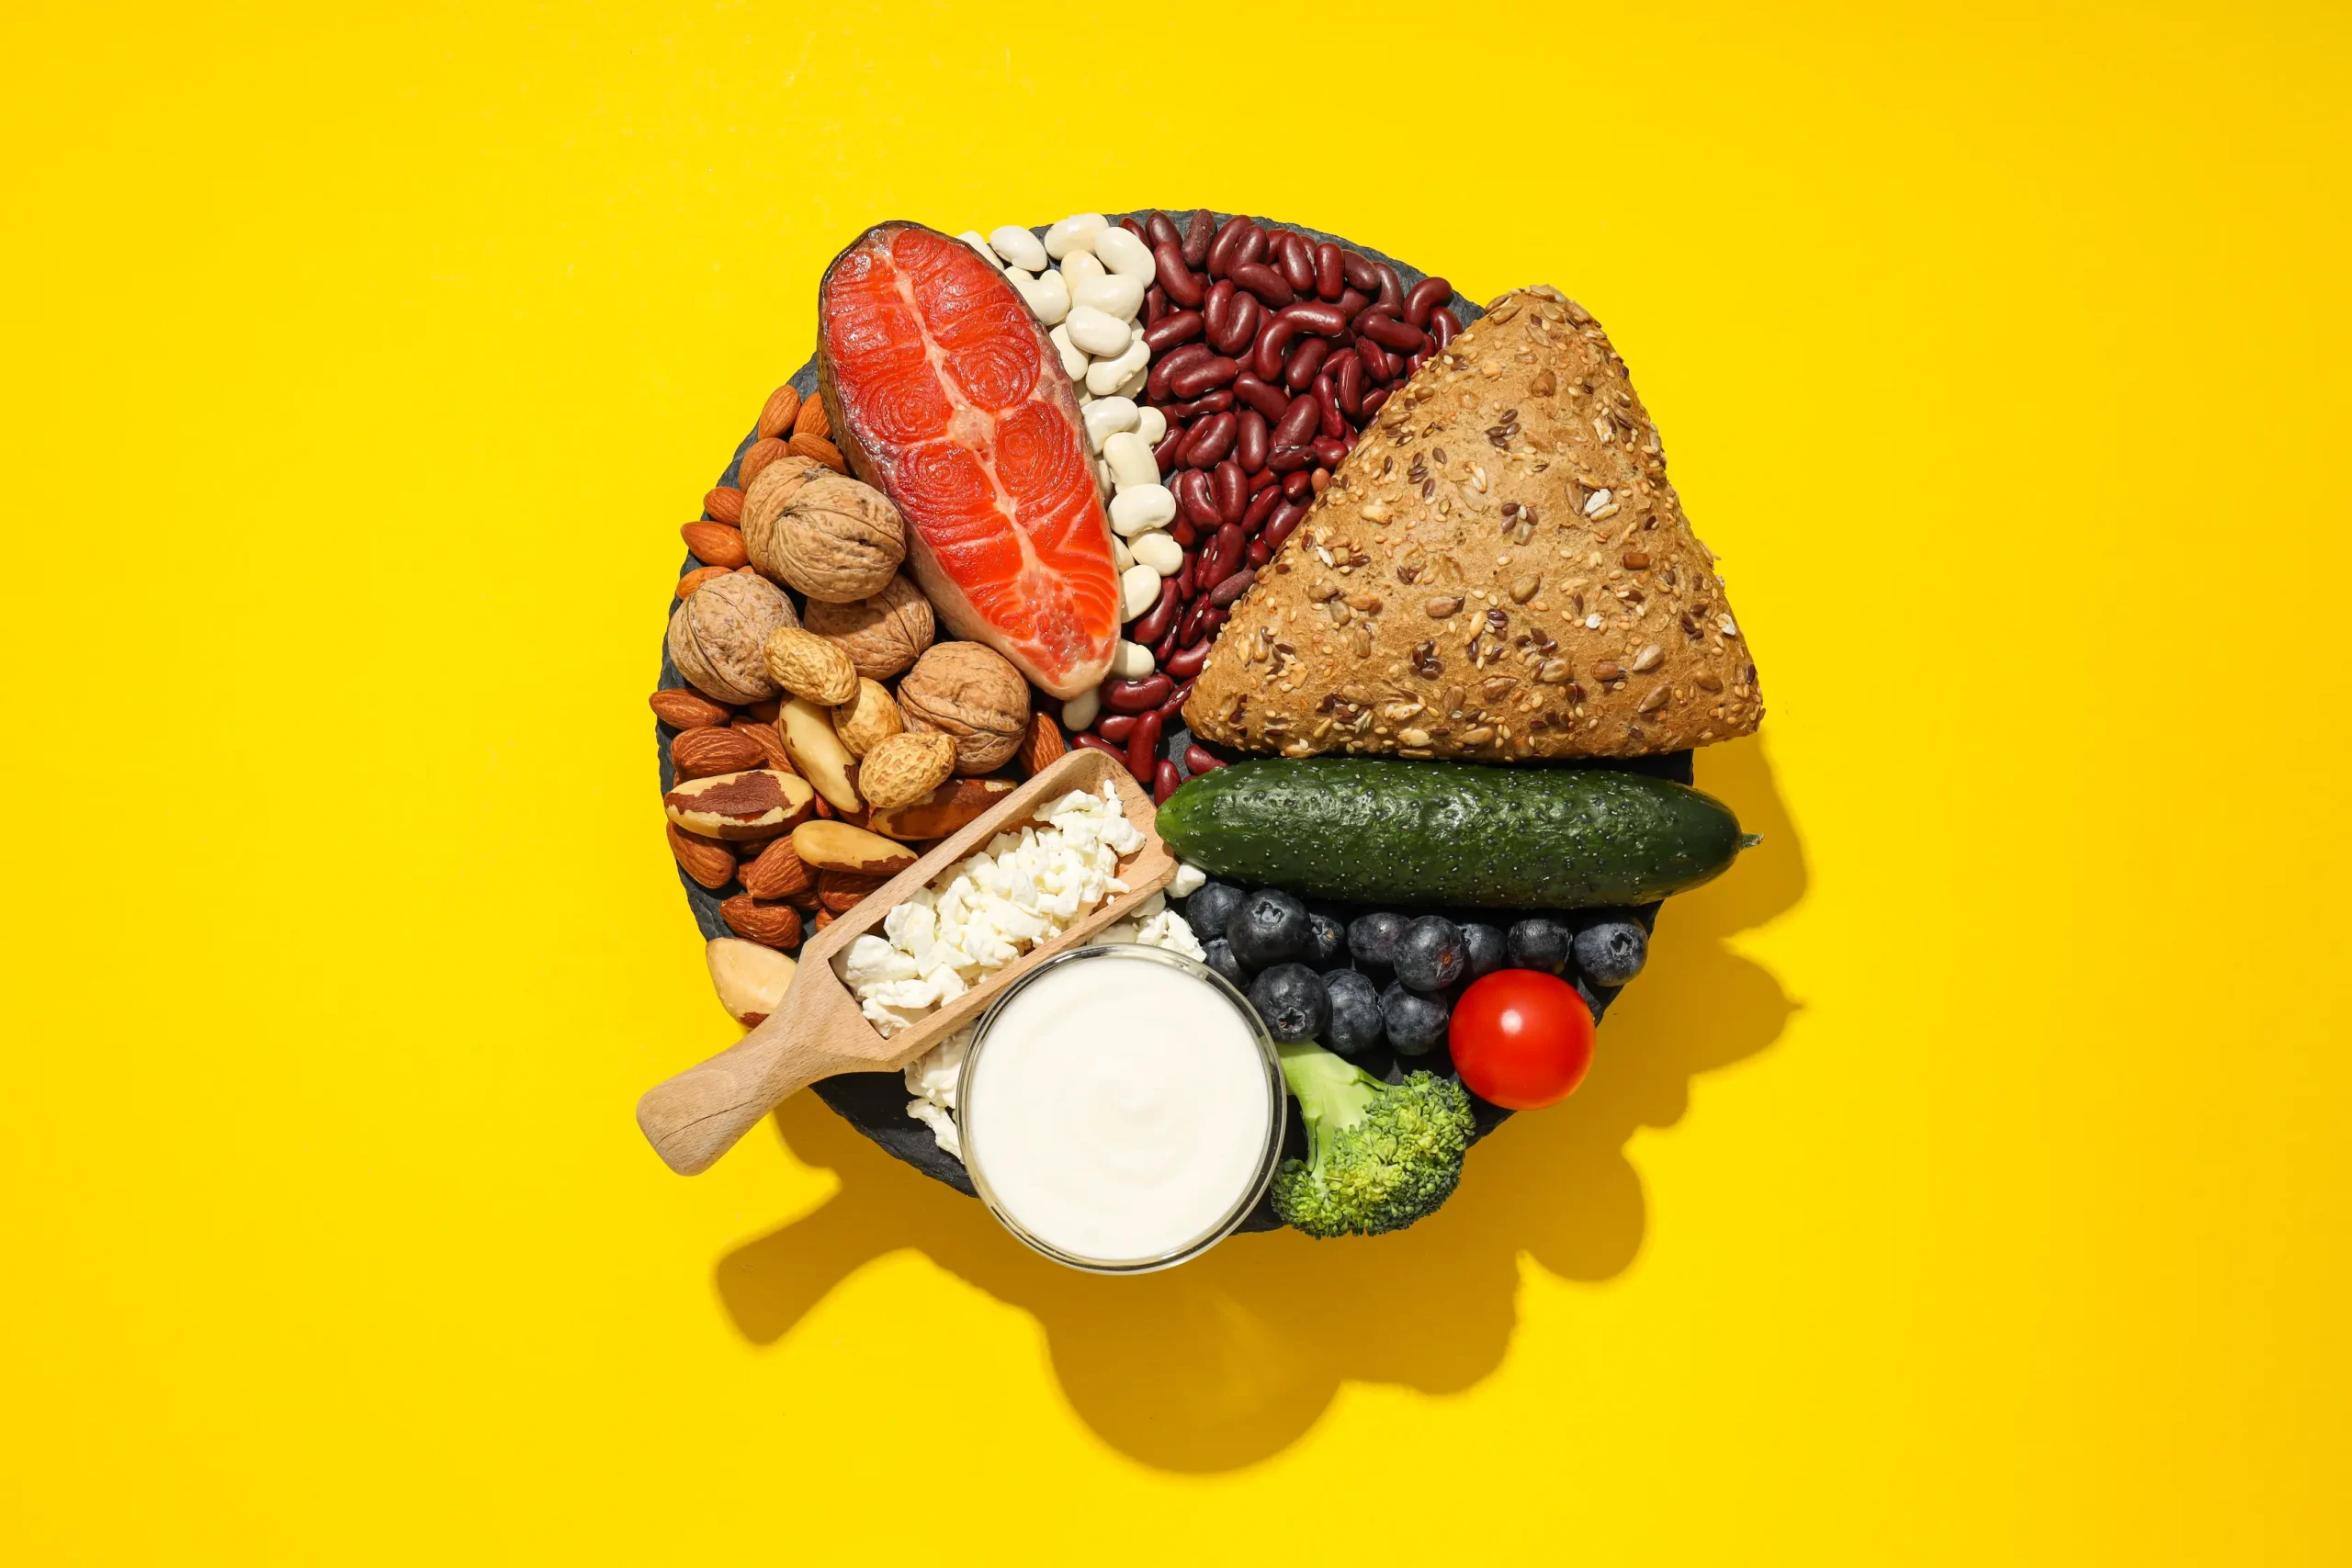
[655,213,1689,1232]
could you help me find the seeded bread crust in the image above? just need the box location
[1182,287,1762,761]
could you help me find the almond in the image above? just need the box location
[667,823,739,890]
[793,395,831,441]
[704,486,745,525]
[812,908,836,931]
[738,437,792,491]
[706,937,795,1026]
[763,626,859,705]
[739,834,814,899]
[676,566,733,599]
[1017,712,1067,776]
[670,726,765,780]
[729,718,795,773]
[818,869,888,914]
[756,384,803,441]
[855,730,956,812]
[791,819,917,876]
[787,432,847,473]
[681,521,748,570]
[741,696,784,724]
[650,687,732,729]
[720,894,803,951]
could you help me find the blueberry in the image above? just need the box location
[1202,937,1249,989]
[1460,921,1506,979]
[1227,888,1313,970]
[1306,911,1347,968]
[1348,910,1406,970]
[1249,963,1329,1044]
[1322,970,1385,1055]
[1392,915,1466,993]
[1507,917,1572,976]
[1381,981,1452,1055]
[1183,881,1245,947]
[1574,914,1648,987]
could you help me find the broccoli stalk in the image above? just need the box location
[1269,1041,1476,1237]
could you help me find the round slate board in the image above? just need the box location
[656,214,1692,1232]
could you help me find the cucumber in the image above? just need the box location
[1157,758,1747,909]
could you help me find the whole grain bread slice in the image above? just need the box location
[1182,287,1762,760]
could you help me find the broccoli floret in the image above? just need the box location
[1269,1041,1476,1237]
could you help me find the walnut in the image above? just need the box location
[741,461,906,604]
[855,731,956,812]
[831,678,903,758]
[665,571,798,705]
[803,574,934,681]
[895,643,1030,775]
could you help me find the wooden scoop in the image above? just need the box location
[636,748,1176,1176]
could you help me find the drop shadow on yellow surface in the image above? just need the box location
[716,736,1804,1472]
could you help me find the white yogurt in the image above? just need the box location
[960,948,1277,1269]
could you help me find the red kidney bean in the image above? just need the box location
[1104,673,1171,714]
[1155,680,1193,724]
[1146,210,1182,248]
[1175,552,1194,600]
[1208,292,1259,356]
[1231,261,1294,309]
[1230,372,1289,422]
[1145,288,1167,328]
[1272,391,1321,449]
[1283,336,1329,390]
[1282,468,1312,500]
[1337,286,1371,322]
[1213,459,1247,524]
[1152,620,1182,664]
[1183,411,1236,468]
[1164,389,1233,420]
[1407,349,1430,376]
[1173,468,1217,529]
[1170,355,1241,401]
[1153,758,1182,805]
[1154,249,1204,308]
[1334,352,1366,419]
[1402,276,1452,329]
[1183,743,1227,774]
[1236,407,1269,472]
[1249,465,1281,492]
[1130,578,1180,645]
[1278,299,1350,338]
[1360,386,1391,419]
[1143,310,1204,353]
[1241,485,1280,532]
[1358,311,1425,353]
[1430,308,1460,349]
[1373,262,1404,314]
[1203,278,1235,338]
[1246,537,1272,567]
[1120,216,1148,239]
[1170,516,1196,547]
[1209,567,1257,607]
[1340,252,1379,292]
[1250,315,1300,380]
[1312,434,1351,468]
[1183,209,1215,267]
[1176,594,1211,644]
[1206,215,1250,279]
[1074,732,1124,761]
[1312,242,1344,301]
[1097,713,1137,741]
[1156,428,1184,475]
[1263,500,1308,550]
[1125,710,1162,782]
[1276,232,1315,294]
[1267,443,1314,472]
[1233,224,1265,273]
[1150,342,1210,399]
[1212,520,1243,565]
[1358,339,1396,382]
[1165,641,1212,680]
[1315,372,1344,438]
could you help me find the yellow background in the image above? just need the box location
[5,0,2346,1560]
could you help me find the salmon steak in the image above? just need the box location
[816,221,1121,699]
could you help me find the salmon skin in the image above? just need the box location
[816,222,1120,700]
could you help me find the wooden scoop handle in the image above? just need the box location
[635,942,871,1175]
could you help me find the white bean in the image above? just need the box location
[1043,214,1107,260]
[1072,273,1145,322]
[1047,324,1086,380]
[957,230,995,261]
[1130,529,1183,576]
[1084,337,1149,396]
[988,224,1047,272]
[1134,405,1167,446]
[1109,638,1156,679]
[1109,484,1176,537]
[1082,396,1141,450]
[1062,688,1102,730]
[1060,250,1105,289]
[1111,532,1134,572]
[1118,563,1160,620]
[1092,226,1155,282]
[1102,431,1159,490]
[1065,305,1130,358]
[1022,268,1069,326]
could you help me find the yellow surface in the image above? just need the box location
[4,0,2347,1561]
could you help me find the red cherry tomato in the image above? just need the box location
[1449,970,1595,1110]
